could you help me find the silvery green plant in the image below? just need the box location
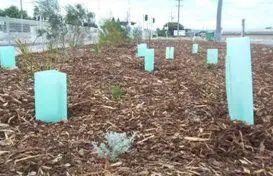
[92,131,136,162]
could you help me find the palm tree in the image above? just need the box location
[215,0,223,41]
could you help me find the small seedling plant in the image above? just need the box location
[92,131,136,169]
[111,85,122,100]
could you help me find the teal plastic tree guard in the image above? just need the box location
[166,47,174,59]
[144,48,154,72]
[226,37,254,125]
[0,46,16,68]
[192,44,198,54]
[225,55,232,120]
[207,49,218,64]
[137,43,147,57]
[34,70,67,123]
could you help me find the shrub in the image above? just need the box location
[16,40,31,56]
[93,43,100,56]
[16,40,55,77]
[92,131,136,162]
[98,19,124,47]
[16,40,37,76]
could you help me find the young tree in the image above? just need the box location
[86,12,96,27]
[65,4,86,26]
[132,27,142,42]
[64,4,96,46]
[33,6,40,20]
[99,19,123,47]
[36,0,59,18]
[110,18,131,40]
[36,0,67,59]
[36,0,67,48]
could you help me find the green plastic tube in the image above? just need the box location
[226,37,254,125]
[207,49,218,64]
[192,44,199,54]
[137,43,147,57]
[166,47,174,60]
[0,46,16,68]
[144,48,154,72]
[34,70,67,123]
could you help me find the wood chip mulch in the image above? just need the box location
[0,40,273,176]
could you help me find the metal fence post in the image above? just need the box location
[6,17,11,45]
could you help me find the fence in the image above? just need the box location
[0,17,99,54]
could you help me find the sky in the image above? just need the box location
[1,0,273,31]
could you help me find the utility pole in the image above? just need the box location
[177,0,182,37]
[170,10,173,22]
[215,0,223,41]
[127,0,131,23]
[20,0,23,32]
[97,0,101,26]
[169,8,175,23]
[20,0,23,19]
[241,19,245,37]
[167,8,175,38]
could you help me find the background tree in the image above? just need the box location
[156,28,167,37]
[0,9,4,16]
[0,6,29,19]
[132,27,142,43]
[4,6,20,18]
[110,18,131,40]
[163,22,184,36]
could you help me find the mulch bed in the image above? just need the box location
[0,40,273,176]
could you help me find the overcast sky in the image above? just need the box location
[1,0,273,31]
